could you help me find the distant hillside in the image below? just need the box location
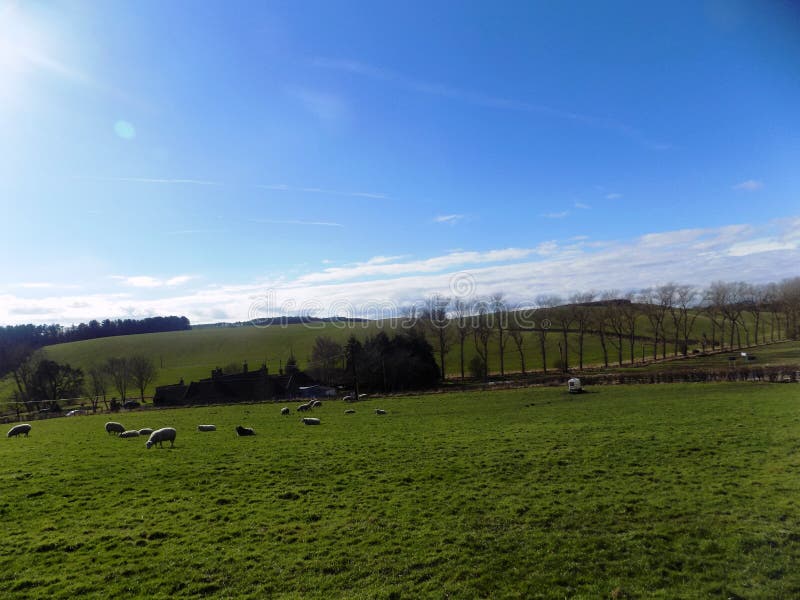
[0,306,793,404]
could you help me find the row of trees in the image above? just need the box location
[10,353,158,413]
[406,277,800,379]
[0,316,190,377]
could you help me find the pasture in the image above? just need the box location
[2,383,799,598]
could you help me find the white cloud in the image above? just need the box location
[605,193,623,200]
[733,179,764,191]
[434,214,466,225]
[574,202,591,210]
[541,211,569,219]
[111,275,196,288]
[2,219,799,326]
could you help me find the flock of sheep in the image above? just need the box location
[7,401,389,446]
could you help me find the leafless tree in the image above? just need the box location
[491,293,509,376]
[88,364,110,411]
[536,295,561,373]
[472,299,493,380]
[508,327,526,374]
[421,295,452,380]
[452,298,471,381]
[106,356,132,402]
[673,285,700,355]
[570,292,596,369]
[129,354,158,402]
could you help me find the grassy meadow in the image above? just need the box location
[2,383,799,598]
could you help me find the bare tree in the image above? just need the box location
[452,298,471,381]
[106,357,132,402]
[129,355,157,402]
[472,300,493,380]
[491,293,508,376]
[618,292,640,364]
[600,291,625,366]
[508,328,526,375]
[779,276,800,339]
[674,285,700,355]
[309,336,344,385]
[422,295,452,380]
[570,292,596,369]
[87,364,110,412]
[535,295,561,373]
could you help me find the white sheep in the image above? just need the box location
[375,409,387,415]
[7,424,31,438]
[344,409,356,414]
[302,417,321,425]
[236,425,256,436]
[138,428,154,436]
[311,400,322,408]
[280,407,290,416]
[197,424,216,432]
[119,430,140,438]
[297,403,312,412]
[146,427,177,449]
[105,422,125,435]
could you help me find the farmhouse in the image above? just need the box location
[153,364,314,406]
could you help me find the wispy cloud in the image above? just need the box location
[433,214,466,225]
[251,219,344,228]
[256,183,387,200]
[74,176,221,186]
[541,211,569,219]
[74,176,388,199]
[733,179,764,191]
[313,57,670,150]
[286,86,350,124]
[605,193,623,200]
[574,202,591,210]
[166,229,229,235]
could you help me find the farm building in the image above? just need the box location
[153,365,315,406]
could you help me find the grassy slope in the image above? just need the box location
[0,309,789,403]
[1,383,799,598]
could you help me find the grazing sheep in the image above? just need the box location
[197,424,216,432]
[375,409,387,415]
[344,409,356,414]
[105,422,125,435]
[145,427,177,449]
[311,400,322,408]
[301,417,321,425]
[280,407,290,416]
[297,403,312,412]
[138,428,154,436]
[7,424,32,438]
[119,430,140,438]
[342,395,353,402]
[236,425,256,436]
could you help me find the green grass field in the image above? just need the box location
[2,383,799,598]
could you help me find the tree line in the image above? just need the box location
[0,316,190,377]
[8,353,158,415]
[401,277,800,380]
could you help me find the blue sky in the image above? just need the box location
[0,0,798,324]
